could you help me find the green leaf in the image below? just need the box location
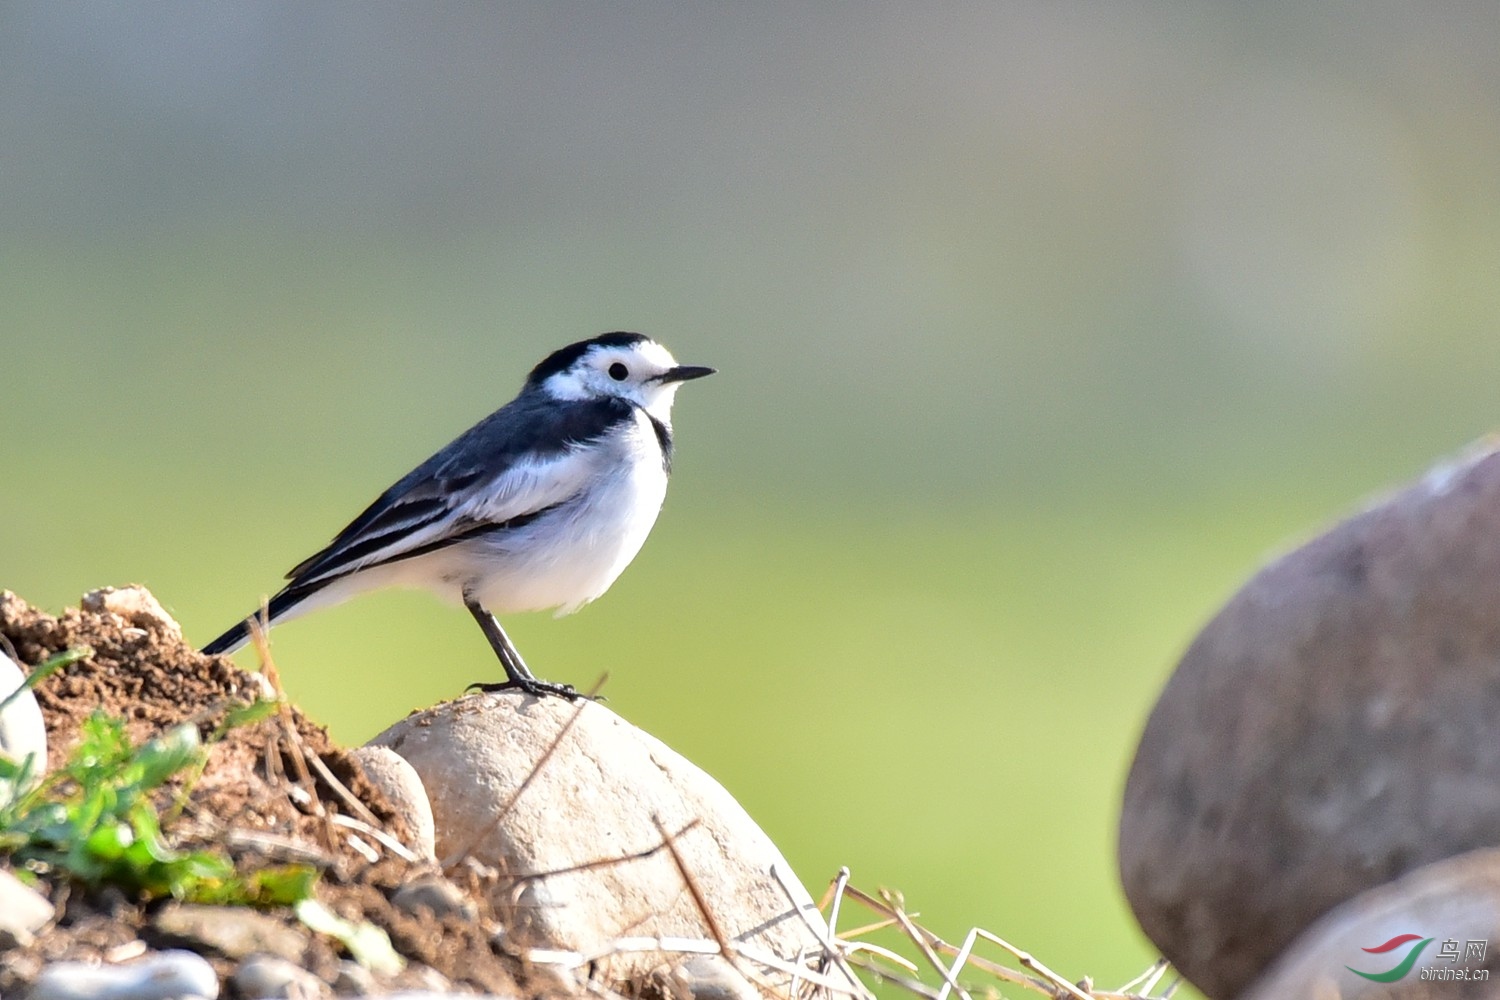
[135,724,203,789]
[249,865,319,906]
[217,698,279,736]
[0,704,320,908]
[83,821,133,861]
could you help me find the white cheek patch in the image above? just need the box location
[543,369,590,400]
[543,340,687,415]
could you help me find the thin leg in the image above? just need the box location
[463,598,579,700]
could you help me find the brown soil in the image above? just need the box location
[0,589,526,996]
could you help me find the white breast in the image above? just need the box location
[457,408,670,615]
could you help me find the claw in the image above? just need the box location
[467,677,585,701]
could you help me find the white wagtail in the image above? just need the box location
[201,332,714,698]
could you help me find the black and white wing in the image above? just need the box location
[200,393,635,655]
[285,393,636,588]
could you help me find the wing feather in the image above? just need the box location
[286,394,634,587]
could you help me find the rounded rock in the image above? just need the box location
[232,953,329,999]
[669,955,761,1000]
[1241,847,1500,999]
[371,693,826,991]
[0,868,55,948]
[349,744,436,861]
[332,960,376,995]
[28,948,219,1000]
[1120,442,1500,997]
[390,874,476,922]
[151,903,308,963]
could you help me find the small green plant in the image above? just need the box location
[0,681,315,907]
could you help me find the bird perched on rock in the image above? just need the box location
[202,332,714,698]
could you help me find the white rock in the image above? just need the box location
[331,960,375,996]
[81,585,183,640]
[348,745,436,861]
[0,648,47,805]
[371,693,826,992]
[232,953,329,998]
[0,867,55,948]
[29,949,219,1000]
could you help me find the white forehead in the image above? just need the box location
[586,338,677,371]
[540,337,682,402]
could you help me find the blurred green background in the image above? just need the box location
[4,3,1499,993]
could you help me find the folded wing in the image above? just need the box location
[285,394,635,588]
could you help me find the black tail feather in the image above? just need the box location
[199,583,326,656]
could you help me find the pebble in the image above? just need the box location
[0,867,54,948]
[331,960,376,995]
[81,586,183,640]
[348,745,436,861]
[671,955,760,1000]
[390,874,476,922]
[28,948,218,1000]
[151,903,308,962]
[232,953,329,998]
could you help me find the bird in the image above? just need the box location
[200,332,714,699]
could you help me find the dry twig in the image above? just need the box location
[828,876,1175,1000]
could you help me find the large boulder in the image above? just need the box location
[1120,442,1500,997]
[370,693,827,994]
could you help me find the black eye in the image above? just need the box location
[608,362,629,381]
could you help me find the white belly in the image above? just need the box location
[272,410,671,626]
[455,414,669,615]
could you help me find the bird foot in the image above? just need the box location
[466,677,588,701]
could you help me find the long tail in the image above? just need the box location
[200,581,329,656]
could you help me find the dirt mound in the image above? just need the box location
[0,589,524,995]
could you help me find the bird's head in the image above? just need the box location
[526,332,714,422]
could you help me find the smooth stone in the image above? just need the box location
[331,960,376,995]
[1120,442,1500,997]
[1242,848,1500,999]
[232,953,329,998]
[151,903,308,962]
[28,948,219,1000]
[371,693,826,990]
[669,954,761,1000]
[0,867,55,948]
[390,874,476,922]
[348,745,436,861]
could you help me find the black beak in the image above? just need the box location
[657,365,716,384]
